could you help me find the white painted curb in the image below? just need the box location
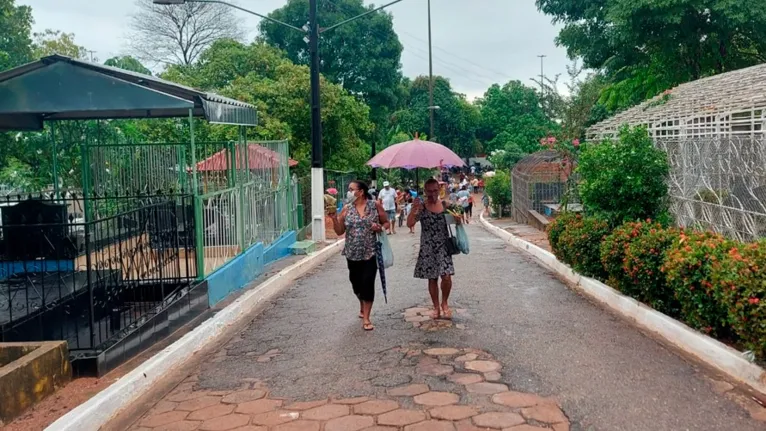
[479,214,766,395]
[47,240,345,431]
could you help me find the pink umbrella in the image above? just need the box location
[367,137,465,169]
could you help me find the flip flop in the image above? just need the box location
[430,310,441,320]
[363,322,375,331]
[442,307,453,320]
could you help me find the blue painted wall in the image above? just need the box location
[206,231,297,306]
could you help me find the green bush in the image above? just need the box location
[547,212,578,258]
[713,240,766,360]
[556,215,611,279]
[600,221,650,291]
[578,126,669,226]
[485,170,512,217]
[625,225,682,317]
[663,231,734,336]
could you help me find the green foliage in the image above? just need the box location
[578,126,669,226]
[561,72,607,140]
[389,76,480,159]
[713,240,766,359]
[487,144,524,172]
[625,225,682,316]
[538,0,766,113]
[104,56,151,75]
[485,170,511,217]
[664,231,734,336]
[554,214,611,279]
[600,221,649,291]
[164,39,374,173]
[547,212,578,258]
[260,0,403,120]
[476,81,558,154]
[0,0,33,71]
[32,29,87,59]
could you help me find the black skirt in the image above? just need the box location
[347,257,377,302]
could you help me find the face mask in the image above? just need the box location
[346,190,358,204]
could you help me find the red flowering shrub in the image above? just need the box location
[556,215,611,279]
[663,231,735,336]
[601,221,652,292]
[713,240,766,360]
[625,226,682,317]
[547,212,579,262]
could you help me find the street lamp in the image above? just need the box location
[155,0,406,242]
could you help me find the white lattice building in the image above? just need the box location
[587,64,766,241]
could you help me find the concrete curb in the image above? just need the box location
[47,240,345,431]
[478,214,766,396]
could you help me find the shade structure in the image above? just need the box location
[367,138,465,169]
[196,143,298,171]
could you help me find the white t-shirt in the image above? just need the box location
[457,190,470,207]
[379,188,397,211]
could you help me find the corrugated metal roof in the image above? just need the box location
[0,55,257,130]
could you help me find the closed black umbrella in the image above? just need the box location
[375,239,388,303]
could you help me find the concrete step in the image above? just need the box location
[289,240,316,255]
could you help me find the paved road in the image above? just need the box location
[130,222,765,431]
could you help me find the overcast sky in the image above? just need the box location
[18,0,572,100]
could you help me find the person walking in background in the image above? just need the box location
[407,179,461,320]
[378,181,397,234]
[457,185,471,224]
[332,181,389,331]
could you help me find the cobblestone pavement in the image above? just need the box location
[129,223,766,431]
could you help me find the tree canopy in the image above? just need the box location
[129,0,244,66]
[538,0,766,113]
[260,0,403,121]
[32,29,87,59]
[164,39,374,173]
[0,0,33,70]
[104,56,152,75]
[476,81,558,154]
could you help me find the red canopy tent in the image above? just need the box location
[196,143,298,171]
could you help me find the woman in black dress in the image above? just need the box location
[407,178,460,320]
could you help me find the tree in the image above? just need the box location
[160,39,374,173]
[0,0,33,71]
[485,170,512,217]
[476,81,558,154]
[104,56,152,75]
[389,76,481,159]
[537,0,766,112]
[561,65,608,140]
[32,29,87,59]
[578,126,669,226]
[260,0,403,121]
[128,0,244,66]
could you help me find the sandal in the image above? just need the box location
[441,307,453,320]
[363,322,375,331]
[430,309,441,320]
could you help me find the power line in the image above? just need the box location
[398,30,511,80]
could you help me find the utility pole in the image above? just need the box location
[537,54,546,97]
[308,0,325,242]
[88,50,97,62]
[427,0,435,142]
[154,0,408,242]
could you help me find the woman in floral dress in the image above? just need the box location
[407,178,460,320]
[331,180,389,331]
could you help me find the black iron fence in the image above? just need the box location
[0,194,196,353]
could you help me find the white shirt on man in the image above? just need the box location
[379,187,397,211]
